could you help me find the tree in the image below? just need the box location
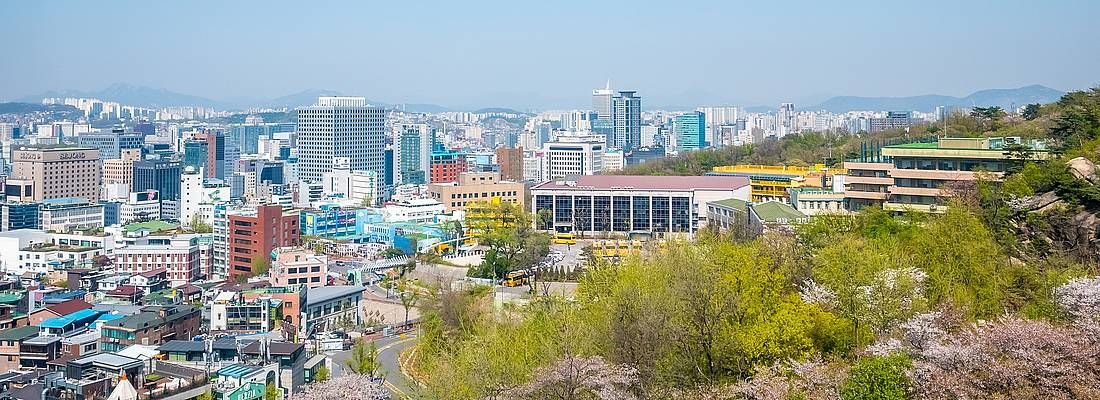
[251,256,272,276]
[291,375,386,400]
[313,364,331,383]
[469,201,551,280]
[505,355,639,400]
[537,208,553,231]
[397,279,419,328]
[196,390,214,400]
[1022,103,1041,120]
[840,354,912,400]
[190,213,213,233]
[265,383,281,400]
[344,338,383,377]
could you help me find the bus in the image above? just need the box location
[553,232,577,245]
[503,270,530,287]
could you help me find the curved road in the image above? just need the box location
[329,335,420,399]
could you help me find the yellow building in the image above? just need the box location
[709,164,846,202]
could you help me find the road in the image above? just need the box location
[329,334,420,399]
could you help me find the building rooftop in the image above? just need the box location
[71,352,143,369]
[752,201,808,223]
[38,308,104,329]
[158,340,205,353]
[42,299,93,316]
[0,325,38,341]
[533,175,751,191]
[123,220,179,233]
[306,285,363,306]
[709,198,749,212]
[216,364,257,379]
[241,341,303,356]
[101,305,199,330]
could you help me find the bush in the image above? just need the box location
[840,354,911,400]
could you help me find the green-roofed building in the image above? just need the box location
[0,325,40,372]
[706,199,808,238]
[123,220,179,234]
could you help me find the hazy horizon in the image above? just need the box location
[2,0,1099,110]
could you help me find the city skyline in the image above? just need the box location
[2,1,1098,110]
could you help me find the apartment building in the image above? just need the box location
[428,171,526,213]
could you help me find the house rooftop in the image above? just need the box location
[0,325,38,341]
[306,285,363,306]
[158,340,205,353]
[709,198,749,212]
[532,175,751,191]
[42,299,93,316]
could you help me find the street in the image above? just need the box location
[329,334,420,398]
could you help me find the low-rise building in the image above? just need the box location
[300,285,363,339]
[98,305,201,352]
[270,247,328,289]
[39,198,105,233]
[531,175,752,236]
[114,235,202,287]
[428,171,526,213]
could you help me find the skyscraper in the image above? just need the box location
[592,82,613,121]
[779,103,796,135]
[675,112,707,152]
[612,91,642,150]
[397,124,433,185]
[297,97,385,198]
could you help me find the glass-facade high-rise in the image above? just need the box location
[675,111,707,152]
[398,124,432,185]
[182,139,209,174]
[133,159,182,201]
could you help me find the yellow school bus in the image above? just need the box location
[553,232,577,245]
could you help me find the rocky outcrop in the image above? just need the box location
[1068,157,1100,185]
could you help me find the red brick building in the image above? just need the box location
[227,205,300,280]
[430,150,468,183]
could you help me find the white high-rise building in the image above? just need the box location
[322,157,379,205]
[541,133,605,180]
[297,96,385,199]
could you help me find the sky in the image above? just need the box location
[1,0,1099,110]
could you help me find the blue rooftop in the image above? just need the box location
[40,197,91,207]
[39,308,104,329]
[217,364,257,378]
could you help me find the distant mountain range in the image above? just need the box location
[807,85,1065,113]
[14,83,1067,114]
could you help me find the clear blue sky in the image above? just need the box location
[2,0,1098,109]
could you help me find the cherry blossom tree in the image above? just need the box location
[505,355,639,400]
[288,375,387,400]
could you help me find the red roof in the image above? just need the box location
[106,285,143,297]
[532,175,751,191]
[138,268,167,278]
[43,299,93,316]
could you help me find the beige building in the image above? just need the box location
[103,148,142,197]
[9,147,102,203]
[428,171,526,212]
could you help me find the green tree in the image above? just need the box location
[313,364,331,382]
[841,354,912,400]
[190,213,213,233]
[251,255,272,276]
[1022,103,1041,120]
[345,338,383,377]
[536,208,553,230]
[196,389,214,400]
[264,383,281,400]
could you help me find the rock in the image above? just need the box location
[1011,191,1062,212]
[1067,157,1099,185]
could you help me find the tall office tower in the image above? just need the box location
[675,112,707,152]
[8,147,102,203]
[611,91,642,150]
[133,159,182,201]
[297,97,386,198]
[541,134,605,180]
[641,125,660,147]
[397,124,433,185]
[592,82,614,121]
[102,148,143,198]
[779,103,796,134]
[182,138,209,173]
